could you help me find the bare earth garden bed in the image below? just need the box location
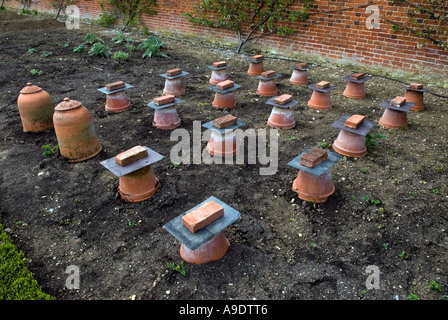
[0,10,447,301]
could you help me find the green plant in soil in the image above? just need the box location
[0,215,55,300]
[365,133,386,150]
[167,261,186,275]
[84,33,104,45]
[138,37,167,58]
[89,43,111,58]
[73,44,85,53]
[112,51,129,61]
[112,32,135,43]
[41,144,59,156]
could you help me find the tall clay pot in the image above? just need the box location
[332,130,367,158]
[53,98,102,162]
[17,82,54,132]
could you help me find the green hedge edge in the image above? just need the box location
[0,215,55,300]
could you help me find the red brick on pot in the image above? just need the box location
[106,81,126,91]
[217,80,235,90]
[390,96,406,106]
[274,94,293,105]
[409,83,424,90]
[115,145,149,167]
[154,94,175,106]
[182,200,224,234]
[316,81,330,89]
[213,61,227,68]
[350,73,366,80]
[166,68,182,77]
[300,148,328,168]
[213,114,237,129]
[345,114,365,129]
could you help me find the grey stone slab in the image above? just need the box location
[265,96,300,109]
[403,86,430,93]
[342,75,372,84]
[97,83,133,95]
[288,149,342,176]
[379,98,415,112]
[209,83,242,94]
[208,64,231,70]
[202,119,247,134]
[331,115,375,136]
[100,146,164,177]
[292,64,314,71]
[308,83,337,93]
[147,98,184,110]
[163,196,241,251]
[160,71,189,79]
[256,74,282,81]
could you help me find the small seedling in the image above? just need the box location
[30,69,44,76]
[398,251,409,260]
[320,141,332,149]
[366,133,386,150]
[42,144,59,156]
[173,162,180,168]
[28,48,36,53]
[167,261,186,275]
[431,189,439,195]
[360,168,367,173]
[59,42,70,48]
[289,136,297,141]
[388,149,398,157]
[128,221,139,228]
[430,281,441,292]
[407,290,419,300]
[382,242,389,250]
[42,50,53,57]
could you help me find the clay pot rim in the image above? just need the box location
[20,82,43,94]
[55,97,83,111]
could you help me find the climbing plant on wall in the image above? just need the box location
[390,0,447,50]
[183,0,312,53]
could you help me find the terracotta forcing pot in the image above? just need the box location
[118,165,161,202]
[378,108,408,129]
[290,69,308,85]
[210,68,228,85]
[153,106,181,130]
[308,90,332,111]
[180,231,230,264]
[247,61,264,76]
[332,130,367,157]
[267,106,295,129]
[256,79,278,97]
[163,78,185,96]
[206,130,239,157]
[212,92,236,109]
[404,89,424,112]
[17,82,54,132]
[343,81,366,99]
[292,170,335,203]
[53,98,102,162]
[105,90,130,112]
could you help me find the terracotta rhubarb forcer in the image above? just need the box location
[266,94,299,130]
[17,82,54,132]
[161,68,189,96]
[100,146,164,203]
[331,114,375,158]
[342,73,371,99]
[378,97,415,129]
[163,196,240,265]
[290,62,311,85]
[203,115,246,158]
[97,81,133,113]
[119,165,161,202]
[403,83,430,112]
[53,97,102,162]
[208,61,230,85]
[292,170,335,203]
[148,95,182,130]
[256,70,281,97]
[247,54,265,76]
[288,148,342,203]
[210,80,241,109]
[308,81,337,111]
[180,231,230,264]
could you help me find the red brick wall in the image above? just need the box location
[7,0,448,76]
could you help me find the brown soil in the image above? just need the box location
[1,10,447,301]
